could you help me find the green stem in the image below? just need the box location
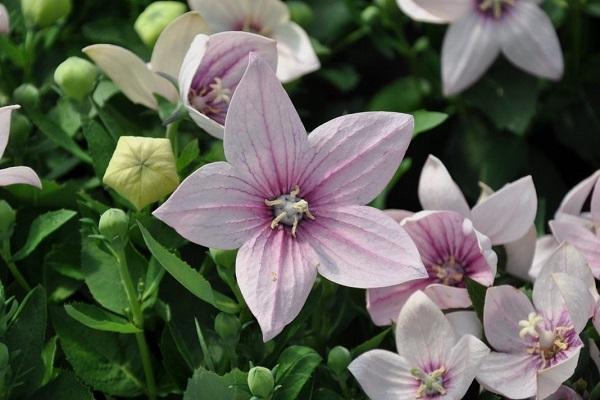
[1,240,31,292]
[166,121,180,156]
[115,247,157,400]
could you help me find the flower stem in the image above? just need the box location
[115,247,157,400]
[1,240,31,292]
[166,121,180,156]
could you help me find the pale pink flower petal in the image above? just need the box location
[348,350,415,399]
[179,32,277,139]
[547,386,583,400]
[384,209,414,223]
[537,348,581,400]
[367,279,430,326]
[444,335,490,399]
[477,352,539,399]
[272,22,320,82]
[0,166,42,188]
[471,176,537,245]
[504,226,537,282]
[551,220,600,279]
[153,162,269,249]
[557,170,600,216]
[0,4,8,34]
[500,1,564,81]
[424,284,472,309]
[532,272,593,333]
[0,105,19,158]
[150,12,208,79]
[591,177,600,221]
[224,54,311,198]
[83,44,178,110]
[418,155,470,216]
[394,291,457,364]
[305,205,426,288]
[530,234,560,279]
[442,14,500,96]
[236,226,318,341]
[301,112,414,207]
[446,311,482,339]
[408,0,471,23]
[483,286,533,353]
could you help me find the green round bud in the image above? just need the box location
[9,113,31,148]
[13,84,40,109]
[327,346,351,375]
[54,57,98,102]
[98,209,129,246]
[288,1,313,27]
[361,6,380,26]
[248,367,274,398]
[214,312,241,343]
[21,0,72,28]
[0,201,16,240]
[134,1,187,48]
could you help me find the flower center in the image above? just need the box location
[411,367,447,398]
[477,0,514,18]
[265,185,315,237]
[518,313,572,366]
[189,77,232,123]
[430,256,465,286]
[238,17,271,35]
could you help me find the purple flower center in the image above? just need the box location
[518,312,578,368]
[411,366,447,398]
[429,256,465,287]
[476,0,514,18]
[265,185,315,237]
[234,17,271,36]
[189,77,231,125]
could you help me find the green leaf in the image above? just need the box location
[319,65,360,92]
[466,278,487,323]
[27,110,92,164]
[65,303,142,334]
[413,110,448,136]
[41,336,58,385]
[138,222,239,313]
[82,119,118,178]
[177,139,200,172]
[350,328,391,358]
[183,368,250,400]
[273,346,322,400]
[368,77,426,112]
[13,209,77,261]
[51,307,145,397]
[5,286,47,398]
[30,370,94,400]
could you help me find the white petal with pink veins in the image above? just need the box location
[418,155,470,216]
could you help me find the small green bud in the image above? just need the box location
[9,113,31,148]
[99,209,129,247]
[54,57,98,102]
[247,367,274,399]
[210,248,237,268]
[134,1,187,47]
[288,1,313,27]
[361,6,380,26]
[214,312,241,343]
[0,201,16,240]
[13,84,40,109]
[327,346,351,375]
[21,0,72,28]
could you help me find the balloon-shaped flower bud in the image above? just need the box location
[103,136,179,211]
[327,346,351,375]
[361,5,380,25]
[9,113,31,148]
[0,200,15,240]
[99,208,129,248]
[0,4,10,34]
[214,312,241,344]
[12,84,39,109]
[54,57,98,101]
[21,0,72,28]
[247,366,274,399]
[134,1,187,47]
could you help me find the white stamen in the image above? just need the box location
[265,185,315,237]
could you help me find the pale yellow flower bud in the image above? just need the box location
[103,136,179,210]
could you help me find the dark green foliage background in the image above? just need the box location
[0,0,599,398]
